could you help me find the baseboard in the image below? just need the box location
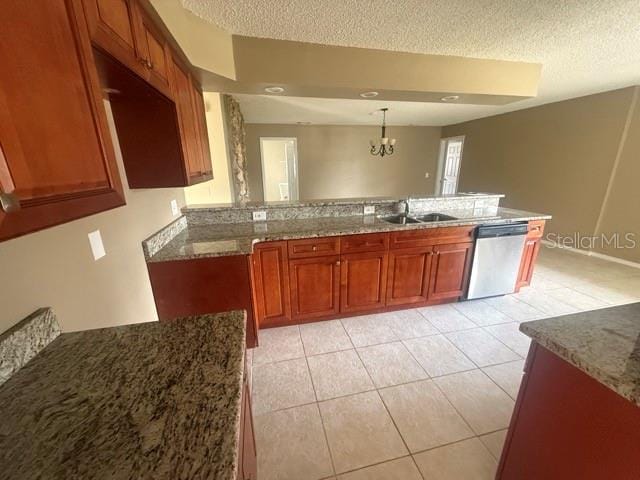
[541,240,640,270]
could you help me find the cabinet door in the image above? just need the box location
[340,251,388,313]
[170,55,202,181]
[428,242,473,301]
[516,237,541,290]
[289,256,340,320]
[386,247,433,306]
[135,4,172,97]
[82,0,146,72]
[0,0,124,241]
[252,242,291,328]
[191,84,214,177]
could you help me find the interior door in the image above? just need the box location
[438,136,464,195]
[260,137,299,201]
[289,256,340,320]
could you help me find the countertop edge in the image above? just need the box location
[520,320,639,407]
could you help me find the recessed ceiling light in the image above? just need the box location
[360,91,379,98]
[441,95,460,102]
[264,86,285,93]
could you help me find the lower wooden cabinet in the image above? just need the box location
[289,255,341,320]
[251,230,477,328]
[251,242,290,328]
[386,247,434,306]
[429,242,474,301]
[516,221,545,291]
[237,361,257,480]
[340,251,388,313]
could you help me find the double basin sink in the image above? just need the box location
[383,213,458,225]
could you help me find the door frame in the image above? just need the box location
[259,137,299,201]
[435,135,465,195]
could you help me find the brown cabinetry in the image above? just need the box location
[251,228,478,328]
[340,251,388,313]
[86,0,213,188]
[237,355,257,480]
[386,247,433,306]
[516,220,545,291]
[289,255,341,320]
[0,0,125,241]
[429,242,474,300]
[251,242,290,328]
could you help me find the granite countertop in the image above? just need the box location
[0,311,246,480]
[520,303,640,406]
[147,206,550,263]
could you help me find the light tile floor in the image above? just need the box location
[251,245,640,480]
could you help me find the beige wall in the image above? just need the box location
[184,93,233,205]
[0,102,187,334]
[442,86,639,263]
[245,124,442,201]
[594,87,640,262]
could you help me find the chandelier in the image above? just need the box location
[370,108,396,157]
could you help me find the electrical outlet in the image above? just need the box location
[252,210,267,222]
[363,205,375,215]
[170,199,179,216]
[88,230,106,261]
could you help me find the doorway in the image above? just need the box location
[436,136,465,195]
[259,137,299,201]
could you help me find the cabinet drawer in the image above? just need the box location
[341,233,389,253]
[390,226,475,249]
[288,237,340,258]
[527,220,546,238]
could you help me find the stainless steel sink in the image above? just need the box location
[382,212,458,224]
[383,215,421,224]
[414,213,458,222]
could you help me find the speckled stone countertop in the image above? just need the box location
[147,206,550,263]
[520,303,640,406]
[0,311,246,480]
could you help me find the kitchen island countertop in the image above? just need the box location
[0,311,246,480]
[520,303,640,406]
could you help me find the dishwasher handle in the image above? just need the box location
[476,222,528,239]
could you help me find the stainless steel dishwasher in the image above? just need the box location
[467,223,528,299]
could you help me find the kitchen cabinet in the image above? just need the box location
[147,255,258,348]
[0,0,125,241]
[289,255,341,320]
[251,242,291,328]
[428,242,474,300]
[251,228,476,327]
[340,251,388,313]
[497,343,640,479]
[82,0,144,71]
[87,0,213,188]
[237,356,257,480]
[516,220,545,291]
[386,247,434,306]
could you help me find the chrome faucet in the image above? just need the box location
[401,197,410,216]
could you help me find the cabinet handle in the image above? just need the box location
[335,260,341,266]
[0,192,21,213]
[146,60,153,69]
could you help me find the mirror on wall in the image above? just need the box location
[233,94,464,202]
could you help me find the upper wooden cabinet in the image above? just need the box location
[0,0,125,241]
[87,0,213,188]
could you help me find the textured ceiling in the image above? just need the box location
[183,0,640,125]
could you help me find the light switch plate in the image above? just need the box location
[252,210,267,221]
[425,172,430,178]
[170,199,179,216]
[88,230,106,261]
[363,205,375,215]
